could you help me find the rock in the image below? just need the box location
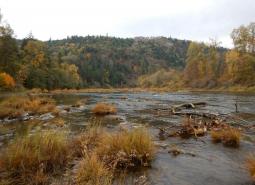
[168,147,184,156]
[39,113,55,121]
[154,142,168,149]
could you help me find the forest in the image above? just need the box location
[0,11,254,91]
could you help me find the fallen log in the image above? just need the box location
[172,111,218,119]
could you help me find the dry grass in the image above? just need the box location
[50,117,66,127]
[75,153,112,185]
[211,128,241,147]
[0,96,58,119]
[246,155,255,181]
[92,103,117,115]
[73,126,155,184]
[0,130,70,185]
[96,128,155,169]
[71,126,105,158]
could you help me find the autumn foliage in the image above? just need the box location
[0,72,15,90]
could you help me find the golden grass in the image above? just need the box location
[211,128,241,147]
[0,130,70,185]
[73,127,155,184]
[96,128,155,169]
[71,126,104,158]
[0,96,58,119]
[75,153,112,185]
[246,155,255,181]
[50,117,66,127]
[92,103,117,115]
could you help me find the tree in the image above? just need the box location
[0,72,15,90]
[0,10,20,77]
[231,22,255,54]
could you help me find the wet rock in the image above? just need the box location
[168,147,184,156]
[39,113,55,121]
[104,115,125,122]
[154,141,168,149]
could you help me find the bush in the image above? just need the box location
[92,103,117,115]
[0,72,15,90]
[0,130,70,185]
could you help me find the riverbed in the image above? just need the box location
[1,92,255,185]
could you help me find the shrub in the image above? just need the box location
[92,103,117,115]
[96,128,155,169]
[211,128,241,147]
[0,72,15,90]
[246,155,255,181]
[0,130,70,185]
[75,153,112,185]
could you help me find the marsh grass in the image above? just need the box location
[0,130,70,185]
[96,128,155,169]
[75,153,112,185]
[92,103,117,115]
[0,96,58,119]
[211,128,241,147]
[246,155,255,181]
[71,125,105,157]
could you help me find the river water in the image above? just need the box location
[1,92,255,185]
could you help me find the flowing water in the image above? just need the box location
[1,92,255,185]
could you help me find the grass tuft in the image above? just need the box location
[92,103,117,115]
[246,155,255,181]
[211,128,241,147]
[71,126,104,158]
[96,128,155,169]
[75,153,112,185]
[0,130,70,185]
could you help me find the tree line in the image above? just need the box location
[0,10,254,90]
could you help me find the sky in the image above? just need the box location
[0,0,255,48]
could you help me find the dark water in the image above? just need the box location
[1,92,255,185]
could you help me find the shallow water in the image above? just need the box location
[1,92,255,185]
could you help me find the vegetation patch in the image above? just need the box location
[96,128,155,169]
[92,103,117,115]
[246,155,255,181]
[211,128,241,147]
[75,153,112,185]
[0,96,58,119]
[0,130,70,185]
[73,127,155,184]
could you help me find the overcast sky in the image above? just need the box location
[1,0,255,48]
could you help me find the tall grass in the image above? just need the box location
[75,153,112,185]
[71,126,104,157]
[0,96,58,119]
[0,130,70,185]
[96,128,155,169]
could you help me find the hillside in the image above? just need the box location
[47,36,190,87]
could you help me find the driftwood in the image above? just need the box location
[172,111,218,119]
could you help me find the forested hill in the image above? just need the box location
[46,36,190,87]
[1,14,254,91]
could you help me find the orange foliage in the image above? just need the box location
[0,72,15,89]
